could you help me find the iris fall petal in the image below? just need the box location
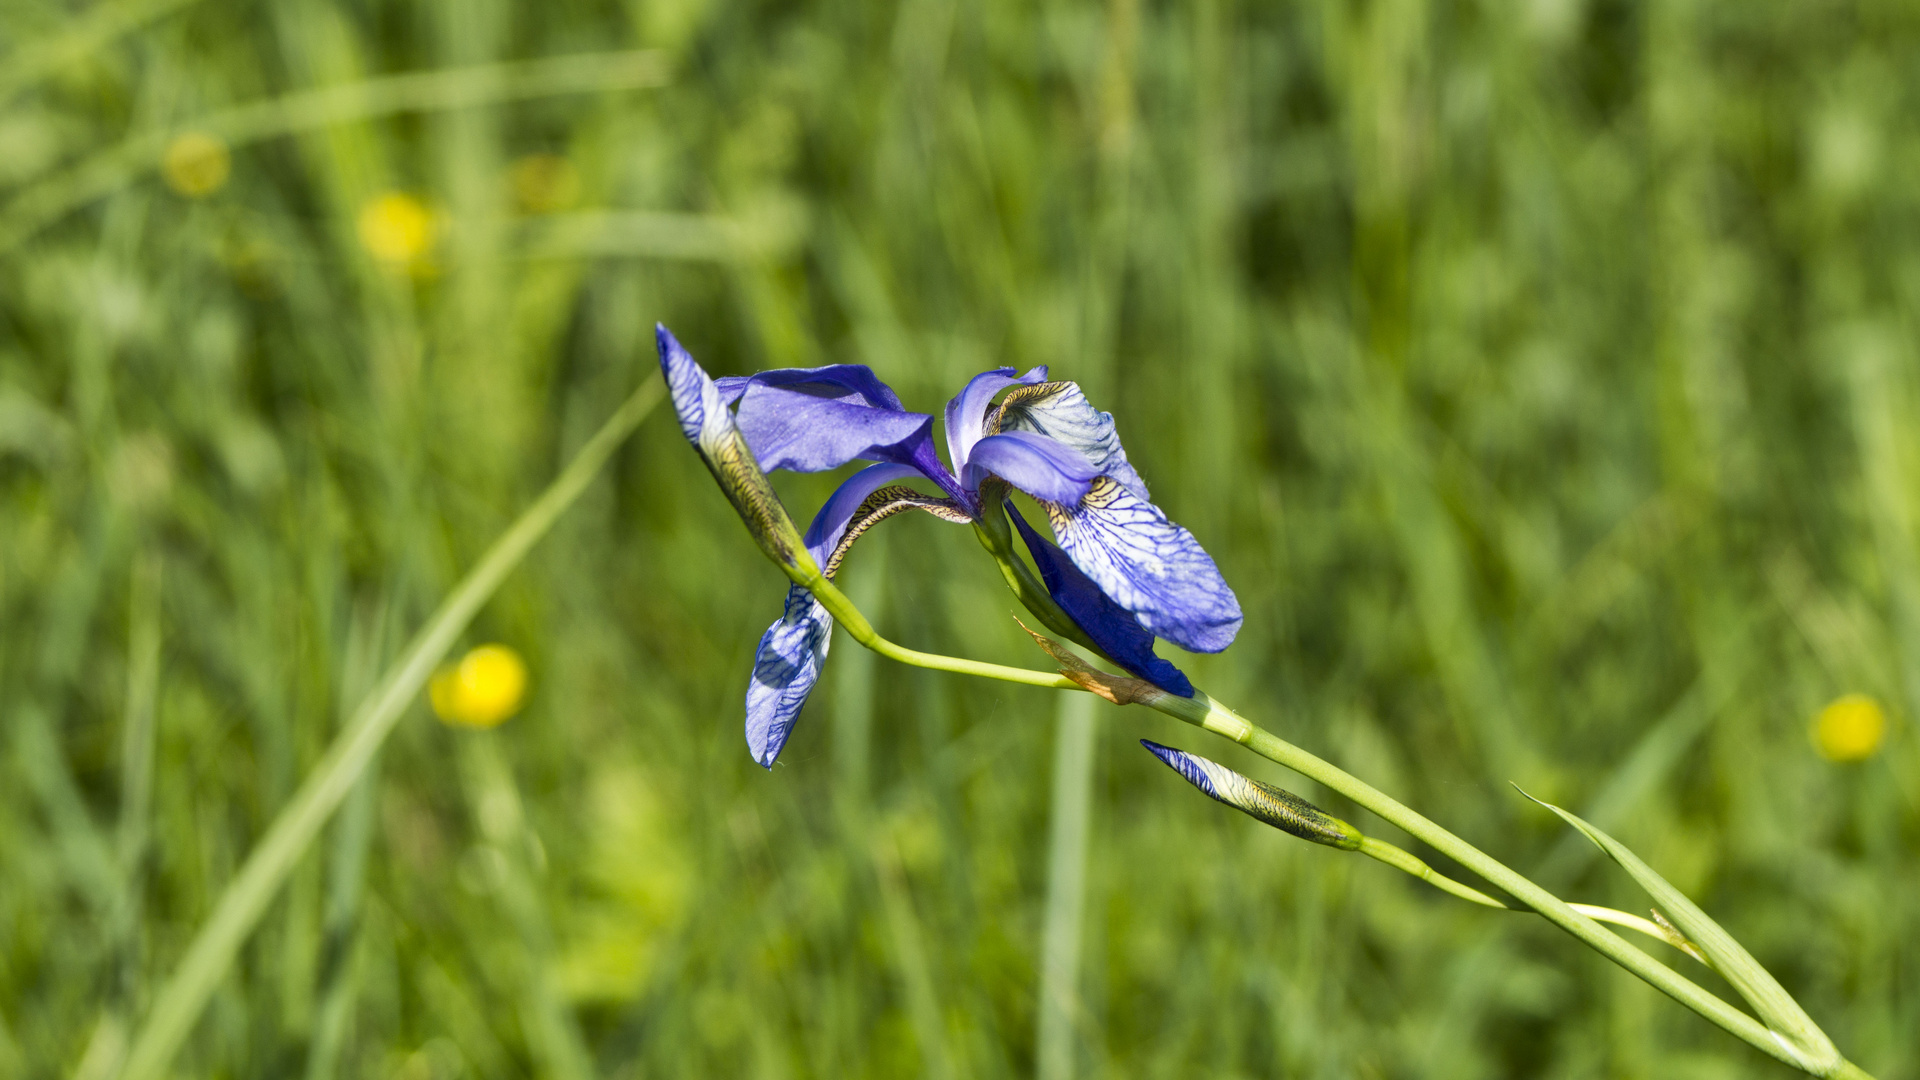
[803,463,930,560]
[1010,510,1193,695]
[1045,478,1242,654]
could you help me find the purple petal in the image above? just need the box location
[802,463,929,563]
[965,431,1098,504]
[733,382,937,474]
[995,381,1148,500]
[1045,479,1242,653]
[657,325,733,453]
[1010,510,1193,696]
[746,584,834,768]
[717,364,909,411]
[943,366,1046,479]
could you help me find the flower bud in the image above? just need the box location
[1141,740,1360,850]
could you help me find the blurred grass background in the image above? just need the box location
[2,0,1917,1077]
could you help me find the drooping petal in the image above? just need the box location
[656,326,816,573]
[1045,477,1242,653]
[1010,509,1192,696]
[943,366,1047,478]
[966,431,1099,504]
[1140,741,1361,850]
[992,381,1148,500]
[745,585,834,768]
[742,464,972,770]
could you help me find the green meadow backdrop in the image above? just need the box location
[2,0,1917,1076]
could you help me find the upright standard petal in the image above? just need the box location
[965,431,1099,504]
[943,366,1046,478]
[745,584,834,768]
[1010,510,1193,696]
[1139,741,1361,850]
[992,381,1148,500]
[715,364,909,411]
[733,382,936,474]
[656,325,816,574]
[725,365,968,502]
[1045,478,1242,653]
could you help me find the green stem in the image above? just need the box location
[801,570,1080,692]
[1563,904,1708,966]
[1354,836,1506,909]
[809,624,1869,1078]
[1356,836,1713,966]
[969,496,1107,658]
[114,376,664,1080]
[1151,691,1855,1078]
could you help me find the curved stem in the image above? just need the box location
[1357,837,1712,966]
[802,571,1080,691]
[1150,691,1848,1077]
[1354,836,1506,909]
[1564,904,1709,967]
[970,497,1108,658]
[804,604,1872,1077]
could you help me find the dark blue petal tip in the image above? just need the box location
[1139,739,1219,798]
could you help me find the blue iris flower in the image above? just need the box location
[657,325,1242,767]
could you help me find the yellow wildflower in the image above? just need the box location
[162,132,230,198]
[357,192,437,265]
[1812,693,1886,763]
[431,644,529,729]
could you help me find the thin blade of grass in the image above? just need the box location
[1036,690,1095,1080]
[0,0,204,107]
[0,49,670,252]
[116,374,662,1080]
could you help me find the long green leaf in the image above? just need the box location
[1519,788,1840,1072]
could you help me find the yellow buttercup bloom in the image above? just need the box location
[162,132,230,198]
[1812,693,1886,763]
[431,644,529,729]
[357,192,436,265]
